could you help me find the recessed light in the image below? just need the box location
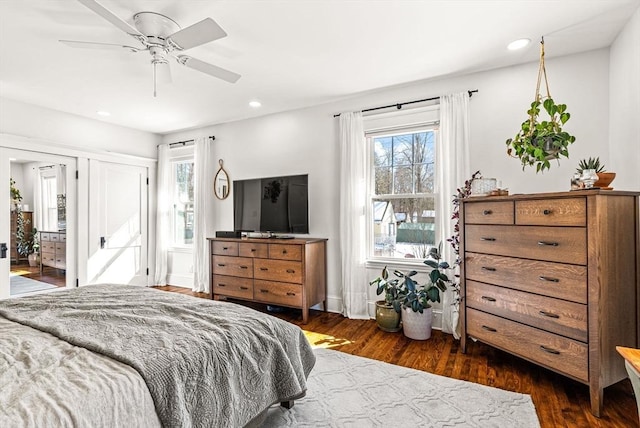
[249,100,262,108]
[96,110,111,117]
[507,38,531,51]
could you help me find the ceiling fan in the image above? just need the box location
[61,0,241,96]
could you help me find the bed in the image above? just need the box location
[0,284,315,427]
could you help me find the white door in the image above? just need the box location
[0,148,76,299]
[88,160,148,285]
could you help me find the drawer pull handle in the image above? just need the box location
[260,267,268,271]
[480,237,496,242]
[217,263,226,267]
[481,266,496,272]
[482,325,497,332]
[239,265,249,269]
[543,209,552,215]
[286,269,295,273]
[539,276,560,283]
[259,289,269,293]
[481,296,496,302]
[218,283,226,287]
[286,292,296,296]
[537,241,559,247]
[223,246,229,250]
[539,310,560,319]
[282,250,288,254]
[251,249,256,252]
[540,345,560,355]
[482,209,493,215]
[240,286,249,290]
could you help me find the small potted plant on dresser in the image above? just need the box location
[576,157,616,189]
[369,266,402,332]
[393,248,451,340]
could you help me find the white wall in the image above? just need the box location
[163,48,619,322]
[0,97,160,159]
[609,6,640,191]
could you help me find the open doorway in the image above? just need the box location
[3,149,76,299]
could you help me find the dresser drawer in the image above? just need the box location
[516,198,586,226]
[41,254,56,267]
[254,280,303,307]
[466,280,588,342]
[40,232,51,241]
[50,233,60,242]
[464,252,587,303]
[55,242,66,253]
[212,255,253,278]
[212,275,253,299]
[59,233,67,242]
[269,244,302,261]
[239,242,269,258]
[254,259,303,283]
[467,308,588,382]
[212,241,239,256]
[465,225,587,265]
[55,256,66,269]
[41,242,56,253]
[464,201,514,225]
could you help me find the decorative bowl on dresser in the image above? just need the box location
[208,237,327,324]
[459,190,640,417]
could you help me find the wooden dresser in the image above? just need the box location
[10,210,33,263]
[40,231,67,272]
[208,237,327,323]
[460,190,639,417]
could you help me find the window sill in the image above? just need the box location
[365,258,430,272]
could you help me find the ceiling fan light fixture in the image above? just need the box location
[507,38,531,51]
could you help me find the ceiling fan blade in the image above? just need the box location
[167,18,227,51]
[77,0,146,41]
[60,40,142,52]
[176,55,240,83]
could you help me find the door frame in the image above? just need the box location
[1,133,157,294]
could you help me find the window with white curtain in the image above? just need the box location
[365,106,440,263]
[170,157,195,247]
[40,171,57,231]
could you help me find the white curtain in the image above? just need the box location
[193,137,211,293]
[154,144,170,286]
[339,112,369,319]
[437,92,471,339]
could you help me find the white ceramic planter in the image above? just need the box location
[401,306,433,340]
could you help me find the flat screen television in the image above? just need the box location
[233,174,309,234]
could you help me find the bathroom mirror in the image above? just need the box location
[214,159,230,200]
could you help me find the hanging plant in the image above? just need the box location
[506,37,576,173]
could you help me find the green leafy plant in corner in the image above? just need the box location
[15,208,37,256]
[369,266,402,306]
[576,157,605,174]
[392,244,451,314]
[10,178,22,205]
[505,38,576,173]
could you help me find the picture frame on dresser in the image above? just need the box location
[459,190,640,417]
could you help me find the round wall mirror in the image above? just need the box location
[214,159,230,200]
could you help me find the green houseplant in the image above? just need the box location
[10,178,22,210]
[506,38,576,173]
[392,246,451,340]
[16,210,39,264]
[369,266,402,332]
[576,157,616,189]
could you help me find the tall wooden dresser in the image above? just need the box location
[460,190,639,417]
[10,210,33,264]
[208,237,327,323]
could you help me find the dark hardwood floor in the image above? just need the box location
[10,263,66,287]
[156,285,638,428]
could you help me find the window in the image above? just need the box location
[40,170,58,231]
[368,126,438,261]
[171,159,194,247]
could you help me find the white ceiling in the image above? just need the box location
[1,0,638,135]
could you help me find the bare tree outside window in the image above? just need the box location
[173,161,194,245]
[371,129,437,260]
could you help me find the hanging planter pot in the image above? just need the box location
[506,37,576,173]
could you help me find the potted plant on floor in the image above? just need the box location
[393,247,451,340]
[16,212,39,267]
[576,157,616,189]
[369,266,402,332]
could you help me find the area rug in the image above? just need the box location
[261,348,540,427]
[10,275,58,296]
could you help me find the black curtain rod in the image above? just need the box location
[168,135,215,148]
[333,89,478,118]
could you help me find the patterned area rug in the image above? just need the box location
[262,348,540,427]
[10,275,58,296]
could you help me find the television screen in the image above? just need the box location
[233,174,309,234]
